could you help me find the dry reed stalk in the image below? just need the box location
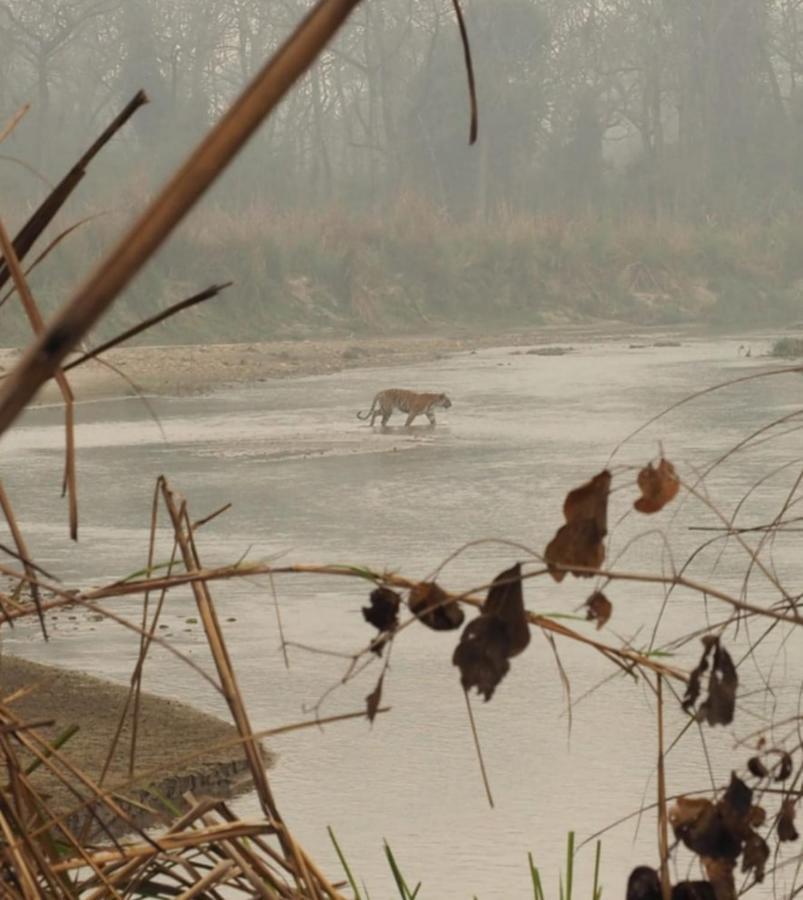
[0,483,44,636]
[62,282,233,373]
[175,859,236,899]
[0,220,78,541]
[0,104,30,145]
[159,479,342,900]
[0,704,159,856]
[0,212,108,312]
[49,820,274,873]
[0,0,365,436]
[656,675,671,900]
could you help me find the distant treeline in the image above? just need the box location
[5,202,802,345]
[2,0,803,223]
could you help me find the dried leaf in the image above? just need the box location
[545,470,611,581]
[672,883,716,900]
[626,868,716,900]
[363,586,401,655]
[409,582,464,631]
[670,796,740,859]
[452,563,530,701]
[483,563,530,656]
[626,866,660,900]
[775,751,793,781]
[722,773,752,820]
[748,805,766,828]
[702,857,735,900]
[778,798,799,842]
[453,616,510,701]
[365,673,384,724]
[585,591,612,629]
[682,637,737,727]
[740,832,768,882]
[747,756,768,778]
[634,458,680,514]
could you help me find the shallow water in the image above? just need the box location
[3,335,803,898]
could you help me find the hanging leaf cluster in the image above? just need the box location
[452,563,530,701]
[682,636,737,726]
[669,773,769,898]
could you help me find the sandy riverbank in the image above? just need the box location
[0,321,697,403]
[1,655,267,837]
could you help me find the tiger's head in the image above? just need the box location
[438,393,452,409]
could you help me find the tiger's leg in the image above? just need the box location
[404,411,419,426]
[381,407,393,426]
[425,410,437,426]
[370,407,381,426]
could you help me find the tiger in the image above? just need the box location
[356,388,452,427]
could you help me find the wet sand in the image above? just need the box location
[1,655,267,835]
[0,321,693,403]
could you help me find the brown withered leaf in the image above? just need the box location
[670,796,740,859]
[409,582,464,631]
[774,751,793,781]
[702,857,735,900]
[778,798,799,842]
[625,866,716,900]
[365,673,384,724]
[670,776,756,864]
[545,470,611,582]
[741,832,769,882]
[453,617,510,701]
[585,591,612,629]
[722,772,752,820]
[625,867,716,900]
[747,756,768,778]
[452,563,530,701]
[634,457,680,514]
[625,867,660,900]
[682,636,737,727]
[363,587,401,656]
[672,883,716,900]
[483,563,530,657]
[748,805,766,828]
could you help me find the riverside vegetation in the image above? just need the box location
[6,201,803,346]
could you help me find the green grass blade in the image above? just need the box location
[528,852,545,900]
[566,831,575,900]
[384,841,414,898]
[23,723,79,775]
[592,839,602,900]
[327,826,362,900]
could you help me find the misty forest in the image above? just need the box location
[2,1,803,898]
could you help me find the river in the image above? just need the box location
[2,334,802,898]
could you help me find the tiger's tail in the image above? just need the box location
[356,398,377,421]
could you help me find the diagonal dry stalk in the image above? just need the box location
[0,92,147,297]
[0,0,366,436]
[0,219,78,541]
[0,104,30,145]
[159,477,343,900]
[0,483,44,637]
